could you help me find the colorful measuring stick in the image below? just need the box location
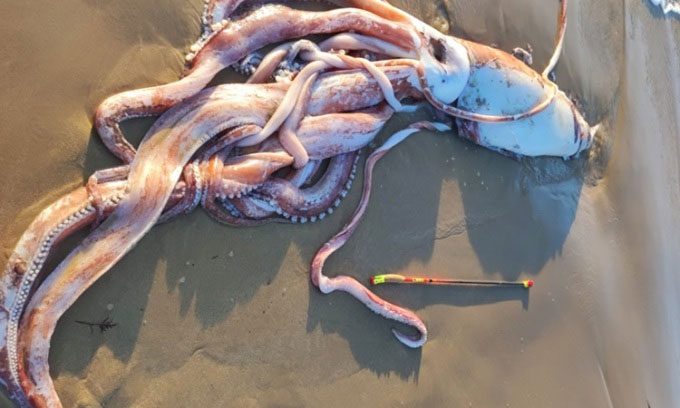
[369,274,534,289]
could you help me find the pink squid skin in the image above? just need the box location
[212,1,591,157]
[1,87,396,397]
[255,152,358,220]
[225,160,321,221]
[216,153,356,223]
[13,65,419,406]
[104,0,585,162]
[0,187,109,407]
[94,4,417,163]
[5,0,599,405]
[272,103,395,160]
[0,151,284,403]
[204,0,417,34]
[1,94,391,403]
[18,83,284,406]
[310,121,451,349]
[219,104,393,223]
[0,177,192,406]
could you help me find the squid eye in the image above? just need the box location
[430,37,446,63]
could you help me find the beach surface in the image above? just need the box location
[0,0,678,406]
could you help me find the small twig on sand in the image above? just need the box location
[75,317,117,334]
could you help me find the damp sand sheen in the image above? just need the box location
[0,1,679,407]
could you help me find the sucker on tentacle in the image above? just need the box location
[246,38,407,115]
[2,0,600,405]
[1,173,189,406]
[231,52,264,77]
[276,72,318,168]
[310,121,450,348]
[254,153,359,222]
[15,70,406,406]
[3,68,401,406]
[2,196,97,406]
[18,85,286,406]
[95,4,418,163]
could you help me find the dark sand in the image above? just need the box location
[0,0,678,406]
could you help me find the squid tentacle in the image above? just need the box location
[244,43,407,164]
[297,43,405,112]
[4,1,597,405]
[222,156,345,223]
[95,4,417,163]
[277,72,318,168]
[204,0,416,29]
[242,60,331,148]
[85,165,130,227]
[0,177,186,405]
[255,152,358,223]
[217,152,295,199]
[18,84,284,406]
[286,159,322,186]
[201,149,292,227]
[318,33,416,59]
[0,188,99,406]
[261,38,407,112]
[210,100,392,223]
[157,159,204,223]
[542,0,568,77]
[310,121,450,347]
[229,160,321,221]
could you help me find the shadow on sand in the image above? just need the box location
[45,101,586,387]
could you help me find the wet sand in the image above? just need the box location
[0,1,678,407]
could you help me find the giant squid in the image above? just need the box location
[1,0,598,406]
